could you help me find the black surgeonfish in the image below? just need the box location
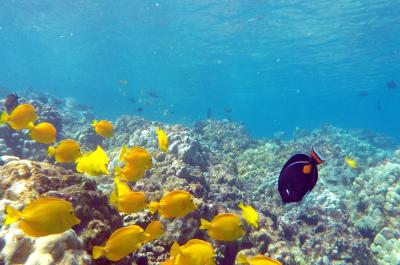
[278,147,325,203]
[5,94,19,113]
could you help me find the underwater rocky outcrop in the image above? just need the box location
[1,91,399,265]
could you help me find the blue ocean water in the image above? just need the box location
[0,0,399,139]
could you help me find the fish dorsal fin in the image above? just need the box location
[23,197,71,214]
[184,239,210,248]
[213,213,238,222]
[131,146,146,152]
[236,253,250,264]
[162,190,190,202]
[251,255,282,265]
[94,146,106,157]
[119,145,128,161]
[107,225,143,243]
[170,241,182,257]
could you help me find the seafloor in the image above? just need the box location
[0,90,399,265]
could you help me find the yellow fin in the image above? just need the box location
[92,246,105,259]
[236,253,250,264]
[199,218,212,230]
[4,205,22,225]
[109,191,118,207]
[48,146,56,157]
[0,112,9,124]
[148,202,159,214]
[114,166,122,177]
[91,120,97,127]
[119,145,128,161]
[116,178,131,196]
[26,121,35,130]
[170,241,181,257]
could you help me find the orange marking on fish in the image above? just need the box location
[303,164,312,174]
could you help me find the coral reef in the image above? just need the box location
[0,91,399,264]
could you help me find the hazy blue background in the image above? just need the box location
[0,0,399,139]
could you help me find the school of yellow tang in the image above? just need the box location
[1,101,283,264]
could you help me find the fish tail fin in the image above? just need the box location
[109,191,118,207]
[0,112,9,124]
[92,246,105,259]
[4,205,22,225]
[199,218,212,230]
[143,232,153,243]
[170,241,182,257]
[119,145,128,161]
[26,121,35,130]
[310,146,325,165]
[239,202,245,210]
[236,253,250,264]
[48,146,56,157]
[114,167,122,177]
[91,119,97,127]
[148,201,159,214]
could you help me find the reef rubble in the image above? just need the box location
[0,93,399,265]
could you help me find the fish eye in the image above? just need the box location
[69,211,73,215]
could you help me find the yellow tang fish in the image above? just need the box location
[236,253,282,265]
[0,103,38,130]
[119,145,152,170]
[345,156,357,169]
[4,197,80,237]
[164,239,216,265]
[110,178,146,214]
[156,127,168,152]
[239,202,259,228]
[149,190,196,218]
[200,213,245,241]
[48,139,82,163]
[144,220,164,243]
[114,164,146,182]
[27,122,57,144]
[92,119,114,138]
[76,145,109,176]
[92,225,147,261]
